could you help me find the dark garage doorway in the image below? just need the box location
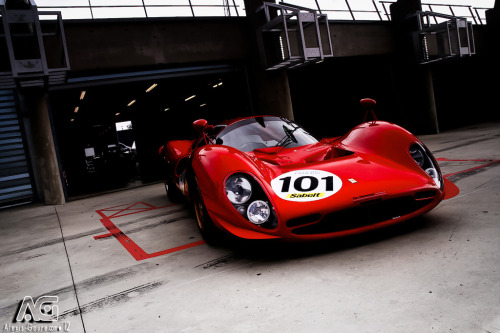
[50,67,252,199]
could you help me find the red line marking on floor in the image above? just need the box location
[437,159,500,179]
[98,216,149,260]
[436,158,493,162]
[437,158,500,200]
[98,202,173,219]
[93,202,205,260]
[93,232,113,240]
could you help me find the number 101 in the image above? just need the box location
[279,175,334,193]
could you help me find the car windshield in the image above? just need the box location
[215,117,318,152]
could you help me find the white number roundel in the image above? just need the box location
[270,170,342,202]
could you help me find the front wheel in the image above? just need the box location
[192,178,223,244]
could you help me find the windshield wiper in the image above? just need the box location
[276,125,298,147]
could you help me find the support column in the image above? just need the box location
[252,70,294,120]
[23,91,65,205]
[486,1,500,96]
[418,66,439,133]
[390,0,439,134]
[244,0,294,120]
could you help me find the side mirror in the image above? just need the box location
[192,119,208,133]
[360,98,376,110]
[360,98,377,123]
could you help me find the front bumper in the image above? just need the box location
[209,187,444,241]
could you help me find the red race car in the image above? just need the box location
[159,99,452,243]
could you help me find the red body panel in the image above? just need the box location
[165,140,193,162]
[162,118,447,241]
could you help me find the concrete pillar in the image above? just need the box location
[251,70,294,120]
[486,0,500,28]
[23,91,65,205]
[419,66,439,133]
[243,0,295,120]
[486,1,500,86]
[390,0,440,134]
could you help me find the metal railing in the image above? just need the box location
[33,0,492,24]
[35,0,245,19]
[311,0,384,21]
[286,1,490,25]
[379,1,489,25]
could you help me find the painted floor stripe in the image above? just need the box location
[94,202,205,261]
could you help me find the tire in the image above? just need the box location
[191,178,223,244]
[165,178,183,203]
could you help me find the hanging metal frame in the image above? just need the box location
[0,0,70,89]
[256,2,333,71]
[413,11,475,64]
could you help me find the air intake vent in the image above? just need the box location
[292,196,433,235]
[415,190,437,200]
[287,213,321,228]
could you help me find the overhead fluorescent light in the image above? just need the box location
[200,103,206,107]
[70,118,74,122]
[185,95,196,101]
[115,113,120,116]
[164,108,170,112]
[80,91,86,100]
[213,84,218,88]
[127,100,136,106]
[74,106,79,113]
[218,82,223,86]
[146,83,157,93]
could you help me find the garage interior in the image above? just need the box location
[50,67,252,198]
[1,0,499,332]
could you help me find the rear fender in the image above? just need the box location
[160,140,194,194]
[163,140,194,163]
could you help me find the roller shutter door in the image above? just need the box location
[0,90,33,207]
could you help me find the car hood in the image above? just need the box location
[243,140,439,216]
[245,139,412,183]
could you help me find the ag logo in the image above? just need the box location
[16,296,58,322]
[271,170,342,202]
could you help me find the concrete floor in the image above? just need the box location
[1,122,499,333]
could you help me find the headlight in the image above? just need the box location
[409,143,443,190]
[225,173,278,229]
[425,168,441,189]
[409,146,425,167]
[225,175,252,204]
[247,200,270,225]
